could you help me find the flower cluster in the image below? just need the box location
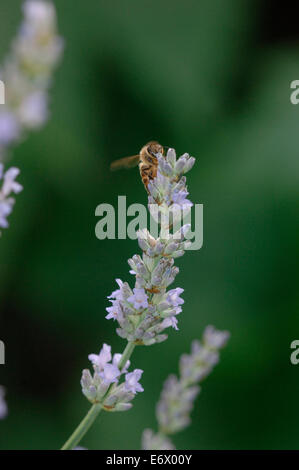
[106,148,195,346]
[0,386,8,420]
[148,150,194,209]
[0,0,63,158]
[142,325,230,449]
[0,164,23,231]
[81,344,144,412]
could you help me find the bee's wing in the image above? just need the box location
[110,155,140,171]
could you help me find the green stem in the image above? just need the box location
[118,341,136,371]
[61,403,102,450]
[61,341,136,450]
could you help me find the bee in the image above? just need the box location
[110,141,164,191]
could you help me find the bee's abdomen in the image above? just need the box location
[139,163,158,192]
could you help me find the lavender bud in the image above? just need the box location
[114,403,133,412]
[166,148,176,166]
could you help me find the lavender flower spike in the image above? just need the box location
[63,146,196,449]
[142,325,230,450]
[0,0,63,159]
[106,147,196,346]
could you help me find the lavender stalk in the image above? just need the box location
[61,147,196,450]
[142,326,230,450]
[0,0,63,231]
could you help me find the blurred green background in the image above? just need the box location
[0,0,299,450]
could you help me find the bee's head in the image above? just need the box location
[146,141,164,157]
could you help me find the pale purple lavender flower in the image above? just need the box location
[171,188,192,209]
[88,343,111,371]
[107,278,125,300]
[23,0,56,25]
[161,316,179,331]
[0,386,8,420]
[2,167,23,196]
[168,316,179,331]
[105,299,123,320]
[150,149,195,208]
[204,325,230,349]
[167,288,184,307]
[0,201,13,228]
[99,363,121,385]
[81,344,144,410]
[127,288,148,310]
[125,369,144,394]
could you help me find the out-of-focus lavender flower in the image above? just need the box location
[81,343,144,412]
[0,0,63,159]
[204,325,230,349]
[142,326,229,449]
[125,369,144,394]
[106,148,195,346]
[0,112,20,146]
[142,429,175,451]
[0,163,23,231]
[1,166,23,196]
[0,1,62,232]
[0,386,8,419]
[18,91,48,128]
